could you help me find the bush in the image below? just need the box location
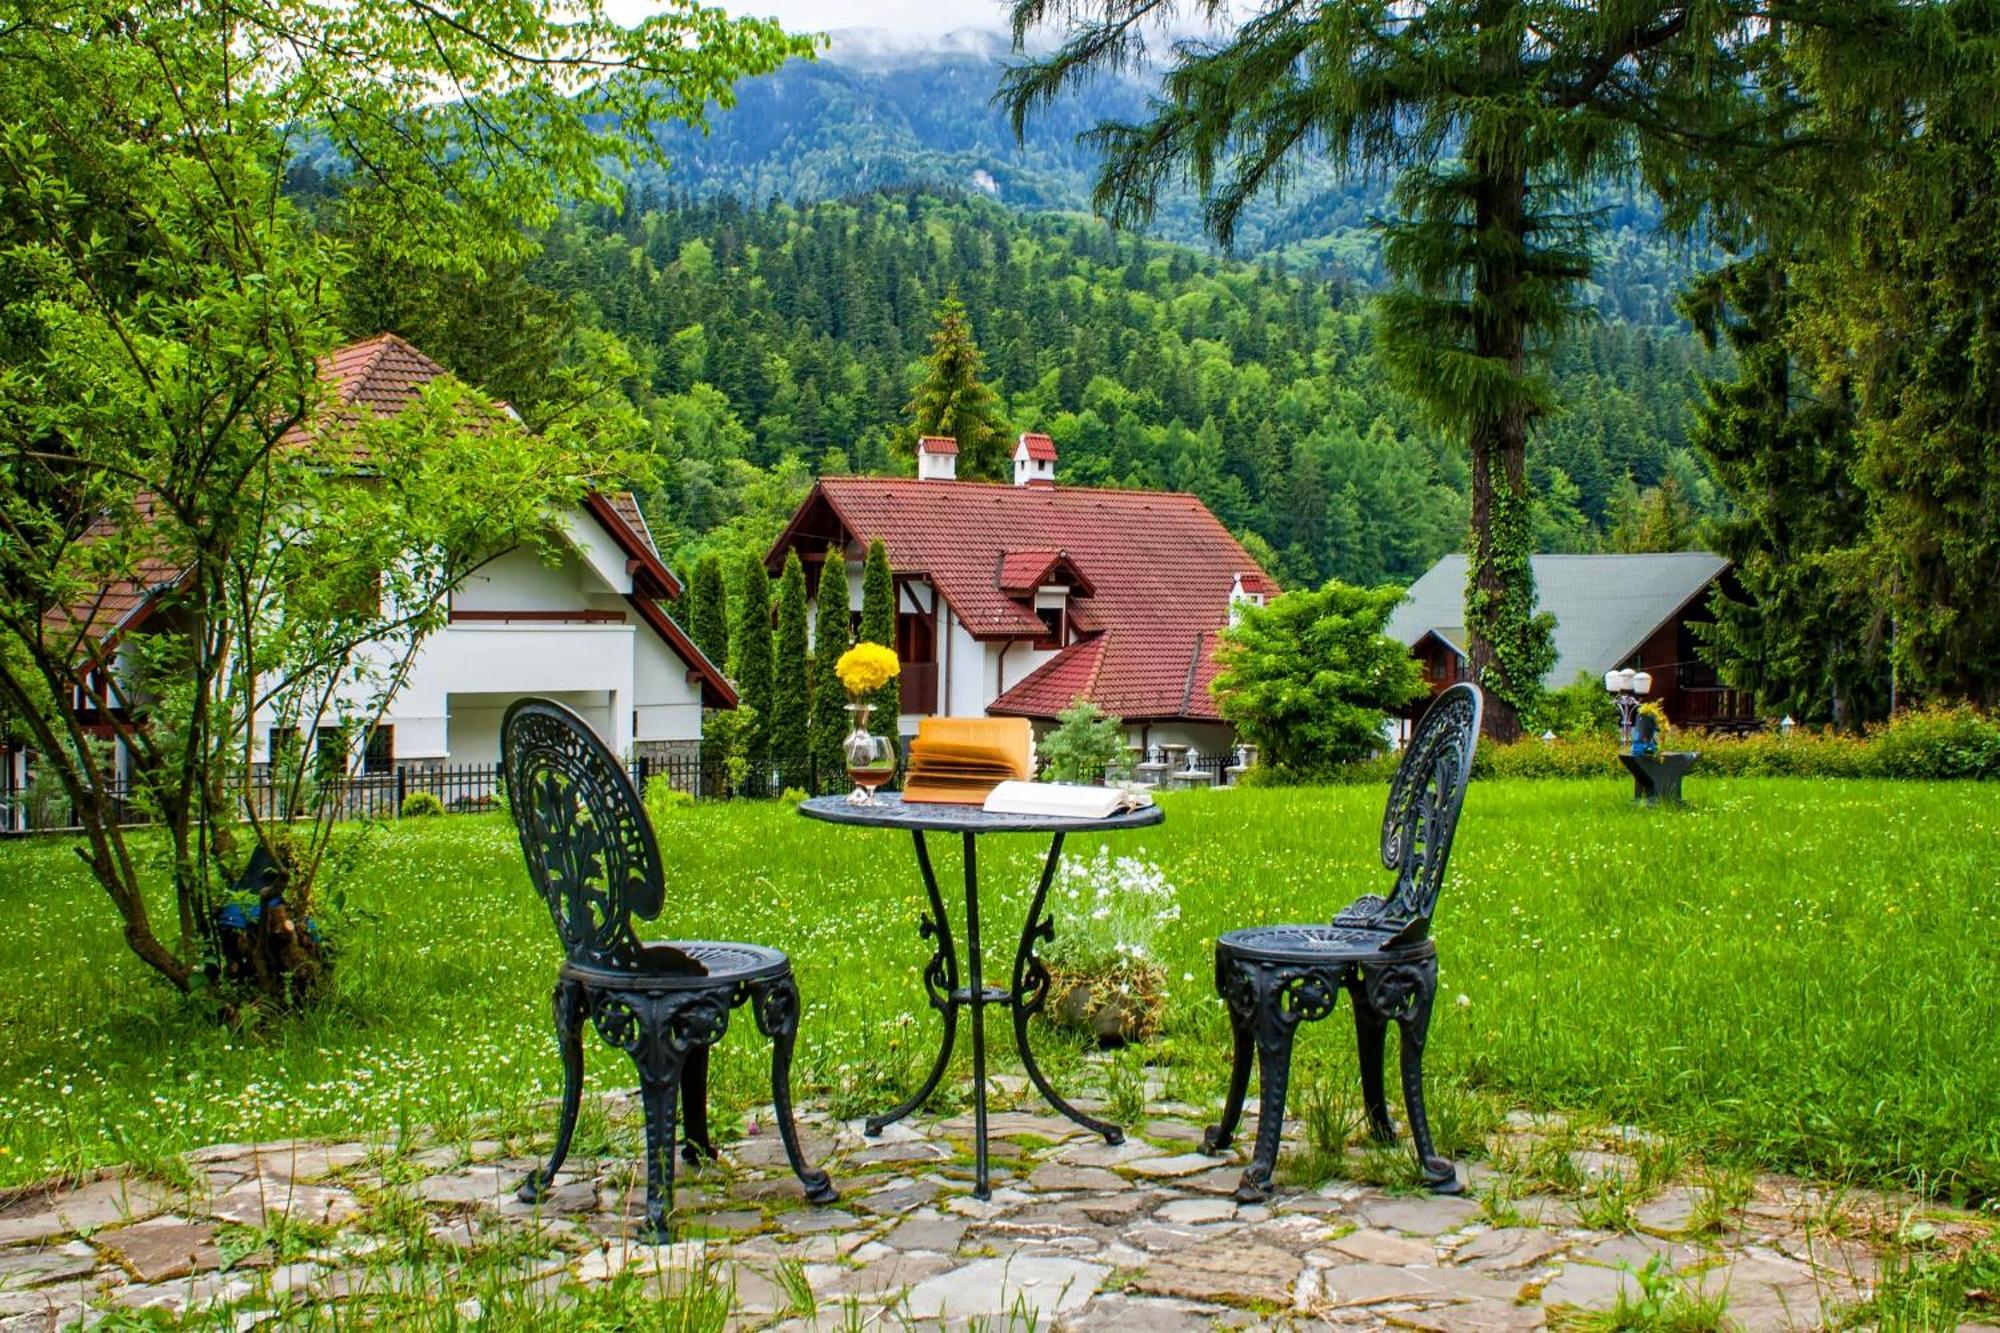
[644,775,696,825]
[1315,705,2000,783]
[398,791,445,818]
[1527,671,1620,738]
[1040,701,1130,785]
[1862,705,2000,780]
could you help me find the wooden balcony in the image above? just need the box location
[900,661,939,715]
[1678,686,1757,732]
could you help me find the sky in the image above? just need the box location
[627,0,1017,38]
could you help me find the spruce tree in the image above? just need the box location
[772,550,812,792]
[732,551,774,797]
[689,553,729,671]
[1003,1,1770,737]
[903,294,1009,480]
[857,539,899,734]
[810,547,852,792]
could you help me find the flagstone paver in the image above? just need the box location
[0,1095,1978,1330]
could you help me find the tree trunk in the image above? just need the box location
[1465,140,1534,743]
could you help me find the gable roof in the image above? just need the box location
[771,477,1273,722]
[917,435,958,455]
[996,548,1094,597]
[1384,552,1730,687]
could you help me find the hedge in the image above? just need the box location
[1260,705,2000,785]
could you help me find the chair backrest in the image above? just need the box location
[1377,682,1483,936]
[501,698,663,973]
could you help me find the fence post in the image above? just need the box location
[394,768,407,818]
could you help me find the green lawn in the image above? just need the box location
[1,779,1995,1205]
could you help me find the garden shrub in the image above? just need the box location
[1308,704,1999,783]
[398,791,445,818]
[644,775,696,825]
[1040,700,1131,785]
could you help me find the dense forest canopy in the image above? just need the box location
[479,190,1724,591]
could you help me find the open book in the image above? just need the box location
[901,717,1034,804]
[982,780,1154,820]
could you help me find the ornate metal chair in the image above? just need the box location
[1202,682,1483,1201]
[501,699,837,1241]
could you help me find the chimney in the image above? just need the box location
[916,435,958,481]
[1014,432,1057,487]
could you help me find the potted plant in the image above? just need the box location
[1041,847,1180,1046]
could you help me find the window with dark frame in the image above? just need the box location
[1033,604,1064,651]
[362,725,394,775]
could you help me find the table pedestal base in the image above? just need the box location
[867,829,1120,1199]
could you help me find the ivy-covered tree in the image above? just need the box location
[1212,582,1427,778]
[1002,0,1776,737]
[688,553,730,672]
[772,550,812,791]
[732,551,775,797]
[857,539,899,732]
[902,294,1009,481]
[810,548,852,791]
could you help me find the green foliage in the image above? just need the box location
[699,705,757,799]
[1212,582,1427,776]
[688,554,731,672]
[0,0,804,996]
[1527,673,1620,740]
[857,540,898,732]
[643,775,696,825]
[901,293,1009,480]
[731,552,774,798]
[543,191,1714,591]
[1038,701,1130,785]
[398,792,445,819]
[771,551,812,792]
[809,550,851,793]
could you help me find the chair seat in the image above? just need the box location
[1216,923,1436,965]
[563,940,790,989]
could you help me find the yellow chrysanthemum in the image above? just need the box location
[1639,700,1670,734]
[837,642,901,695]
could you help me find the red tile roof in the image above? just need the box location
[917,436,959,455]
[773,477,1274,723]
[1016,433,1058,462]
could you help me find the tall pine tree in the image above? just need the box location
[810,547,851,792]
[902,294,1009,480]
[772,550,812,791]
[689,553,729,672]
[732,551,774,797]
[1003,1,1770,736]
[858,539,899,734]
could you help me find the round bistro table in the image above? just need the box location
[798,793,1164,1199]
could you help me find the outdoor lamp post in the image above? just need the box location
[1604,669,1652,751]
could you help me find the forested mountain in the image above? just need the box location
[523,191,1723,589]
[632,35,1703,324]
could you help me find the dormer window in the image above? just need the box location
[1033,591,1067,650]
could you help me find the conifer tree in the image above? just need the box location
[772,550,812,791]
[810,548,852,791]
[858,539,899,733]
[689,553,729,672]
[732,551,774,797]
[903,294,1009,480]
[1003,0,1773,736]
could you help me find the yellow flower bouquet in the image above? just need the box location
[836,642,900,696]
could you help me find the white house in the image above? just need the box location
[767,433,1277,760]
[33,335,730,794]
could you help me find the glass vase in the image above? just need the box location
[842,702,897,804]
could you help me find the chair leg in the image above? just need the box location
[1381,959,1460,1194]
[1237,1020,1301,1203]
[517,978,587,1204]
[1201,1004,1254,1155]
[633,1057,685,1243]
[680,1046,715,1165]
[751,973,839,1205]
[1349,985,1398,1145]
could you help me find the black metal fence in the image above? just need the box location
[0,750,712,836]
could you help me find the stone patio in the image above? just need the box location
[0,1087,1982,1330]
